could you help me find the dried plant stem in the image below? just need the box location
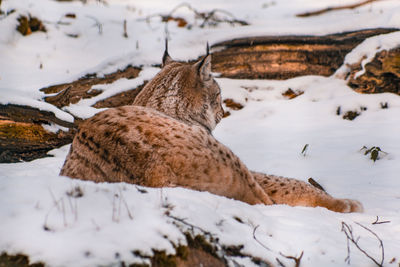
[279,251,304,267]
[297,0,381,17]
[372,216,390,225]
[123,20,128,38]
[341,221,384,266]
[252,225,272,251]
[140,2,248,28]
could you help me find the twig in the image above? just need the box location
[44,193,67,230]
[297,0,381,17]
[61,198,67,227]
[112,193,119,222]
[48,188,62,212]
[123,19,128,38]
[372,216,390,225]
[166,213,215,239]
[73,197,78,222]
[43,198,61,231]
[279,251,304,267]
[118,192,122,221]
[341,221,384,266]
[355,222,384,265]
[139,2,248,29]
[86,15,103,34]
[252,225,272,251]
[301,144,309,157]
[119,188,133,220]
[276,258,286,267]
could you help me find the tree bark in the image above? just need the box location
[347,47,400,94]
[0,104,75,163]
[211,28,398,80]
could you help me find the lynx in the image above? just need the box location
[60,45,363,213]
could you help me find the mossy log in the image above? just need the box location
[211,28,398,79]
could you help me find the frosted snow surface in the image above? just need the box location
[1,0,400,266]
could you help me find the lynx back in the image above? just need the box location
[60,45,363,213]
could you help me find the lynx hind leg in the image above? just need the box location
[252,172,363,213]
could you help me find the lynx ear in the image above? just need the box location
[162,38,173,66]
[195,54,212,81]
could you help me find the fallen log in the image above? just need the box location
[211,28,398,79]
[0,104,75,163]
[347,47,400,94]
[40,65,141,108]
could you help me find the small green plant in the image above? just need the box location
[360,146,388,162]
[343,110,360,121]
[17,15,46,36]
[380,102,389,109]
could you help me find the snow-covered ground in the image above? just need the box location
[1,0,400,266]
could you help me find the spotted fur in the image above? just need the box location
[60,49,363,212]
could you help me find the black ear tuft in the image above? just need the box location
[195,54,212,81]
[206,42,210,56]
[162,38,173,66]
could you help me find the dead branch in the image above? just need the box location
[297,0,381,17]
[276,257,285,267]
[341,221,384,266]
[139,2,248,29]
[252,225,272,251]
[372,216,390,225]
[166,213,215,239]
[279,251,304,267]
[308,178,326,192]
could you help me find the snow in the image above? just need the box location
[1,0,400,266]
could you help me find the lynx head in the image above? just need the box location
[133,43,224,132]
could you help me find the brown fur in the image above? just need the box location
[60,51,363,212]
